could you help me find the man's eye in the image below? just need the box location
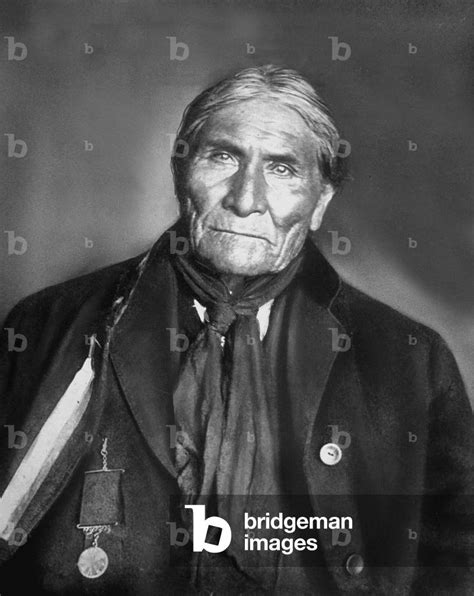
[269,163,294,177]
[210,151,234,164]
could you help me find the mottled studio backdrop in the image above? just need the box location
[1,0,473,404]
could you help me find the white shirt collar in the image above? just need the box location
[193,298,274,341]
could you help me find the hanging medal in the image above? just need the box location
[76,438,124,579]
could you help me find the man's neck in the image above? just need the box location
[220,274,246,296]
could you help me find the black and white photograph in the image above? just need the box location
[0,1,473,594]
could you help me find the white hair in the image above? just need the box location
[171,64,345,200]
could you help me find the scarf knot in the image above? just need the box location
[206,301,258,336]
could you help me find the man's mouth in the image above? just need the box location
[210,227,274,245]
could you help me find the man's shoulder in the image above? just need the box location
[335,280,472,424]
[336,281,440,350]
[0,252,151,410]
[3,252,147,330]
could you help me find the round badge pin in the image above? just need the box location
[77,546,109,579]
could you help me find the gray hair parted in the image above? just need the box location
[171,64,346,200]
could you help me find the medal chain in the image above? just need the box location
[80,438,112,548]
[81,524,111,548]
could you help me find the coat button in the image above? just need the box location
[345,553,364,576]
[319,442,342,465]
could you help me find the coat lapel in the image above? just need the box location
[109,235,181,479]
[285,238,349,464]
[264,270,344,495]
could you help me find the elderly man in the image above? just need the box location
[0,65,472,595]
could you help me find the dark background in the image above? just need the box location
[1,0,473,405]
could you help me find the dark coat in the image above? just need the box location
[0,228,472,595]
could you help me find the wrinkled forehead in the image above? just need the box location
[195,98,321,159]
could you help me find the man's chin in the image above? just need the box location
[194,246,277,276]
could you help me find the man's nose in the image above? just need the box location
[222,164,267,217]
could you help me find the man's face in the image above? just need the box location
[182,97,334,275]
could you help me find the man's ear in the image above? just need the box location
[309,184,335,232]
